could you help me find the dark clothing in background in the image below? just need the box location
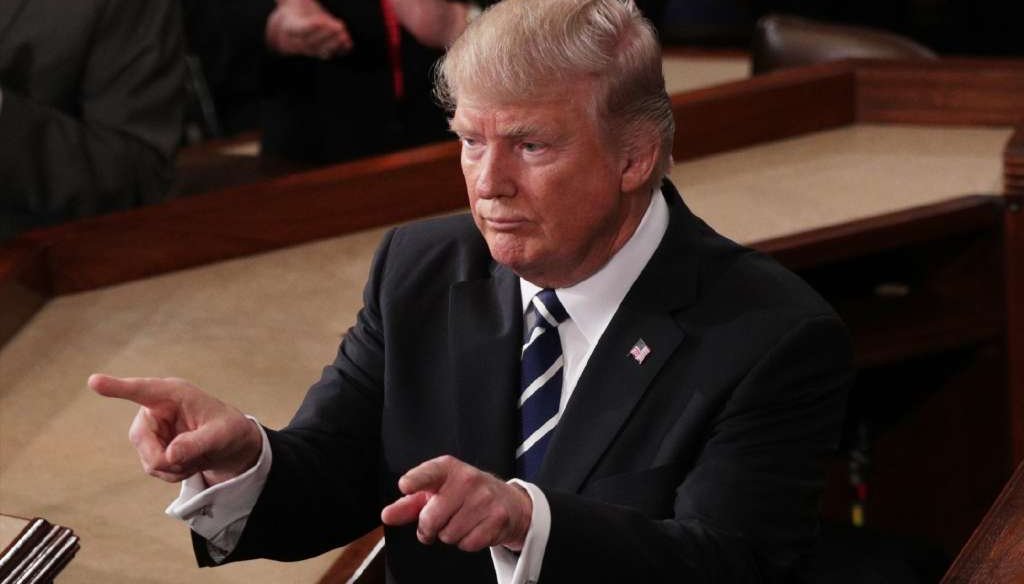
[0,0,185,241]
[183,0,451,166]
[260,0,449,164]
[181,0,265,136]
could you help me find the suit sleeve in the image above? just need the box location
[0,0,184,238]
[540,315,852,582]
[202,229,398,564]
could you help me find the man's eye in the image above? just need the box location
[521,142,544,153]
[461,137,479,147]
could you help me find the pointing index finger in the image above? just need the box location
[398,455,457,495]
[88,374,177,406]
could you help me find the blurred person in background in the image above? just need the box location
[183,0,487,166]
[0,0,185,241]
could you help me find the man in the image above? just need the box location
[91,0,851,581]
[0,0,184,240]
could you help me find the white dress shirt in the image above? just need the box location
[167,189,670,582]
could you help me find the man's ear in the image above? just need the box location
[619,136,660,193]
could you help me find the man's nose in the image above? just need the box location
[474,149,515,199]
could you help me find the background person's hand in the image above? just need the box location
[266,0,353,59]
[381,455,533,552]
[390,0,471,48]
[88,374,263,486]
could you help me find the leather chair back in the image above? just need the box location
[751,14,937,75]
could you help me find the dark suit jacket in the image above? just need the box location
[0,0,184,240]
[206,183,851,582]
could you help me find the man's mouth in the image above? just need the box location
[483,216,529,231]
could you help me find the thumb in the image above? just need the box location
[165,426,215,468]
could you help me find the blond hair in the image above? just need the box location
[436,0,674,186]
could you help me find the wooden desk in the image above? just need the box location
[943,460,1024,582]
[1,58,1021,581]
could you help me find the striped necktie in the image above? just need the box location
[516,289,570,480]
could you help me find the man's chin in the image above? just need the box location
[484,238,574,286]
[486,241,533,274]
[489,251,527,274]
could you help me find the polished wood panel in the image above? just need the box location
[758,196,1005,369]
[43,140,464,295]
[672,61,854,162]
[175,132,309,197]
[0,237,50,344]
[839,343,1011,555]
[1005,128,1024,463]
[856,59,1024,126]
[790,192,1012,554]
[943,460,1024,583]
[756,195,1001,271]
[1007,128,1024,196]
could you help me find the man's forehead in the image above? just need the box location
[450,89,595,136]
[452,104,553,132]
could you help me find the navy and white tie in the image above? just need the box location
[516,289,570,480]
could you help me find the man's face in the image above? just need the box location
[451,82,648,288]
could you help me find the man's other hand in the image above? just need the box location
[88,374,262,486]
[266,0,353,60]
[381,455,533,552]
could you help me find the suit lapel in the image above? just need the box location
[450,263,522,480]
[537,185,702,492]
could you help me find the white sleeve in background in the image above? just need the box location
[490,480,551,584]
[164,417,272,560]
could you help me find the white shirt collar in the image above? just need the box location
[520,189,669,344]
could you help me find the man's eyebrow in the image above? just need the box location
[447,118,552,140]
[499,123,548,140]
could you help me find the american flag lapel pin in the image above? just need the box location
[629,338,651,364]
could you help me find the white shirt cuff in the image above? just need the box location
[164,416,272,559]
[490,479,550,584]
